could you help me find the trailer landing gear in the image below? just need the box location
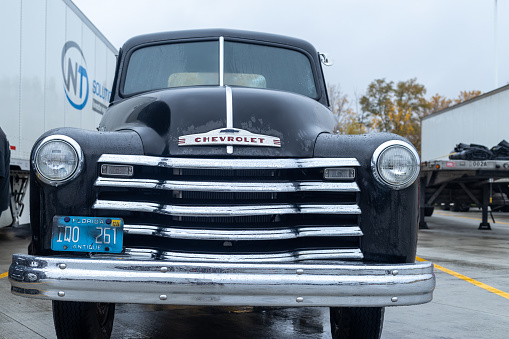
[479,184,492,230]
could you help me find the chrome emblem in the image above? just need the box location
[178,128,281,147]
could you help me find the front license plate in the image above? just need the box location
[51,216,124,253]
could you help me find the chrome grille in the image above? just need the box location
[93,155,362,262]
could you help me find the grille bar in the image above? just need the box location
[93,156,362,263]
[95,177,360,193]
[161,249,364,262]
[93,200,361,217]
[98,155,360,169]
[124,225,363,240]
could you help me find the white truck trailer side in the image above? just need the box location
[420,84,509,230]
[0,0,117,227]
[421,84,509,162]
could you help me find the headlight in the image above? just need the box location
[33,135,83,186]
[371,140,420,190]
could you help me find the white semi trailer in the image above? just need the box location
[420,84,509,230]
[421,84,509,162]
[0,0,117,227]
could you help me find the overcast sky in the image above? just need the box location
[72,0,509,103]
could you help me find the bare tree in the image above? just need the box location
[328,84,366,134]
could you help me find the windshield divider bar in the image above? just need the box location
[219,36,224,86]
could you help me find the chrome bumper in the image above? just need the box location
[9,254,435,307]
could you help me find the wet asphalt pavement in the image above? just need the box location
[1,209,509,338]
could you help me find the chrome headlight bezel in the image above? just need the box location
[371,140,420,190]
[33,135,84,186]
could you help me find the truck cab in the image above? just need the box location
[9,29,434,339]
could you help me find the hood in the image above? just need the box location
[100,87,335,157]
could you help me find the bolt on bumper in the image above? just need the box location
[9,254,435,307]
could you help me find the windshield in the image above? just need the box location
[123,39,317,98]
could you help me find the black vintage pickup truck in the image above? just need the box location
[9,29,434,339]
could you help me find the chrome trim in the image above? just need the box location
[92,200,362,217]
[122,248,158,259]
[371,140,420,190]
[9,254,435,307]
[161,249,363,262]
[33,135,84,186]
[124,225,363,240]
[97,155,360,169]
[226,86,233,128]
[323,167,356,180]
[225,85,234,154]
[95,177,360,193]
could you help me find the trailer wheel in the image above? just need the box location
[52,301,115,339]
[330,307,384,339]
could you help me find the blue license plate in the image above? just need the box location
[51,216,124,253]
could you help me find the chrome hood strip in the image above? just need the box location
[97,154,360,169]
[92,200,362,217]
[160,248,363,262]
[225,85,234,154]
[95,177,360,193]
[124,225,363,240]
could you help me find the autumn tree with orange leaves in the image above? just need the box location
[355,78,481,151]
[330,78,482,152]
[423,94,452,117]
[359,78,428,150]
[423,90,482,117]
[454,90,483,104]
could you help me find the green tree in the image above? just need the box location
[358,79,394,132]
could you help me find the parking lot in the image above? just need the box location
[1,209,509,338]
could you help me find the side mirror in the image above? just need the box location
[319,53,334,66]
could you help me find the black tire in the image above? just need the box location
[52,301,115,339]
[330,307,384,339]
[424,206,435,217]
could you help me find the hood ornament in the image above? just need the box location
[178,128,281,148]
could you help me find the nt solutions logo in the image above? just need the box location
[61,41,111,114]
[61,41,89,110]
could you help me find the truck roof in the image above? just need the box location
[121,29,319,55]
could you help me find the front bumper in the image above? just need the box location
[9,254,435,307]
